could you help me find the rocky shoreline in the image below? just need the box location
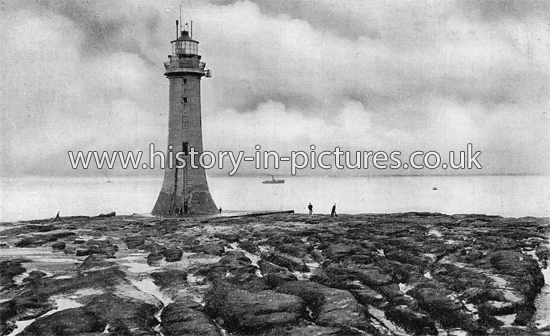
[0,212,549,336]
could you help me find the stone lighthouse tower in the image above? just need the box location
[152,23,218,216]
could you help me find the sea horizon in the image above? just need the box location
[2,174,549,222]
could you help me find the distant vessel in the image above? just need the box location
[263,175,285,184]
[432,187,437,190]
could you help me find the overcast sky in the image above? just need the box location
[1,0,549,177]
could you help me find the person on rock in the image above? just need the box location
[331,203,337,217]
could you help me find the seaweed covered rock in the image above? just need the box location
[277,281,372,332]
[205,281,305,333]
[384,305,438,335]
[261,251,310,272]
[19,308,106,336]
[161,298,222,336]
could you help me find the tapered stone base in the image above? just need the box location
[152,189,218,216]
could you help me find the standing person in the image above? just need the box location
[54,211,61,221]
[219,207,222,215]
[308,203,313,215]
[331,203,337,217]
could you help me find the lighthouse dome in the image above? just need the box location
[171,31,199,56]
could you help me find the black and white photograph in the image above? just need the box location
[1,0,549,335]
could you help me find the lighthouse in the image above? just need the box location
[152,22,218,216]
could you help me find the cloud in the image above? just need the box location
[0,0,548,177]
[457,0,550,21]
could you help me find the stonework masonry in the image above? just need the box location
[152,30,217,216]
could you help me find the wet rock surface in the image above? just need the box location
[0,212,548,335]
[161,298,222,336]
[206,284,305,332]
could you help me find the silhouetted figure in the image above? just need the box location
[308,203,313,215]
[331,204,337,217]
[54,211,61,221]
[184,200,189,215]
[219,207,222,215]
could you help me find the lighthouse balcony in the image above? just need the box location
[164,60,211,77]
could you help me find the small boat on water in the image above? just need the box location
[432,186,437,190]
[263,175,285,184]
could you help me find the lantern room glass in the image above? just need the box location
[172,40,198,56]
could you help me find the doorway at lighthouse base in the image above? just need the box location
[152,189,218,216]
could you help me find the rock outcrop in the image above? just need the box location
[0,212,548,336]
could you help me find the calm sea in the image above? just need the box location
[1,175,549,222]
